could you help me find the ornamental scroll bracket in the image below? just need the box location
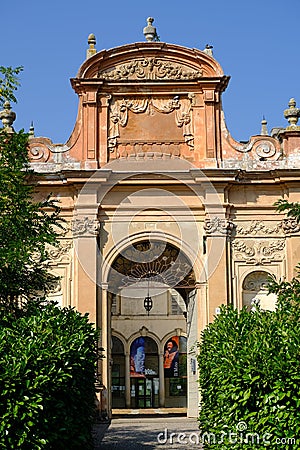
[107,95,194,152]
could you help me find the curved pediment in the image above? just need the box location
[76,42,224,81]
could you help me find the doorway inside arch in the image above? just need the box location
[108,239,197,411]
[130,336,159,408]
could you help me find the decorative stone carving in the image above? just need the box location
[236,221,283,236]
[29,145,50,162]
[281,218,300,234]
[232,239,285,264]
[242,271,270,291]
[204,217,235,236]
[72,217,99,237]
[47,241,73,264]
[253,140,276,159]
[108,95,194,151]
[98,58,202,81]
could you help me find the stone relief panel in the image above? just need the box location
[235,220,283,236]
[235,219,300,236]
[47,240,73,265]
[107,95,194,157]
[232,239,285,265]
[72,217,99,237]
[98,58,203,81]
[204,217,235,237]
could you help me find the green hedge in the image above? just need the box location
[0,302,99,449]
[197,302,300,449]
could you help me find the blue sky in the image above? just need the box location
[1,0,299,143]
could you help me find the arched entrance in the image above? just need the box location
[104,238,201,415]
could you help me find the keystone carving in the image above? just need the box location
[98,58,202,81]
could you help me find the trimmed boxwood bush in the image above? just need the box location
[0,302,99,449]
[197,298,300,449]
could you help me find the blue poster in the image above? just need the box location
[130,337,145,377]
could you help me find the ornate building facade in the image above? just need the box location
[3,20,300,418]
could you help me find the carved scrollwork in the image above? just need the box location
[72,217,99,237]
[47,241,73,264]
[29,144,50,162]
[242,271,270,291]
[108,95,194,152]
[232,239,285,264]
[253,140,276,159]
[98,58,202,81]
[204,217,235,237]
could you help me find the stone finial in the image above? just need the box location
[284,98,300,129]
[29,121,35,137]
[143,17,158,42]
[260,116,268,135]
[203,44,213,57]
[86,33,97,59]
[0,101,16,133]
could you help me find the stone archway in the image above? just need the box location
[102,238,202,417]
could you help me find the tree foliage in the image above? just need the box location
[197,303,300,449]
[0,66,23,107]
[0,130,64,309]
[197,200,300,449]
[0,302,100,449]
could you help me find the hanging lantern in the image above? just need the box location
[144,295,153,315]
[144,274,153,315]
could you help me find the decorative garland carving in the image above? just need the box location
[204,217,235,236]
[72,217,99,237]
[108,95,194,151]
[232,239,285,264]
[236,221,283,236]
[98,58,203,81]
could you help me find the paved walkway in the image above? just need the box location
[96,417,202,449]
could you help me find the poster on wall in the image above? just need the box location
[164,336,179,378]
[130,337,145,377]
